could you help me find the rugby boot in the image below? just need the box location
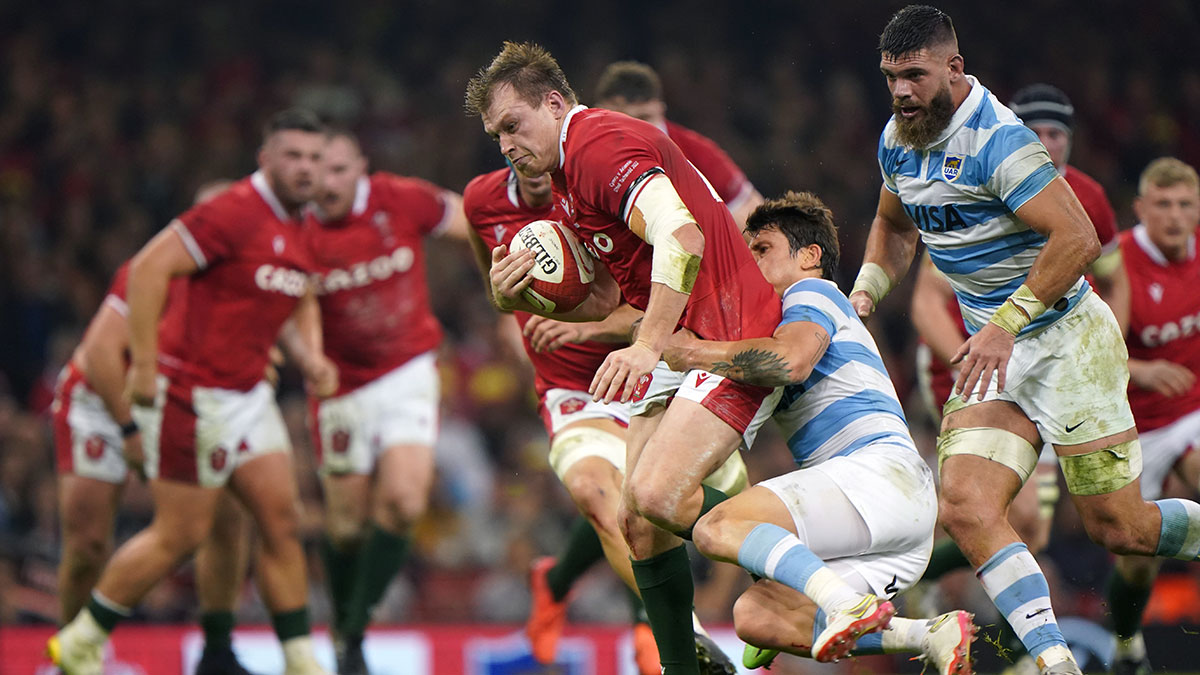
[333,634,368,675]
[915,611,976,675]
[694,630,737,674]
[195,645,256,675]
[812,595,895,662]
[632,622,661,675]
[46,612,106,675]
[526,556,568,664]
[1040,660,1083,675]
[742,644,780,669]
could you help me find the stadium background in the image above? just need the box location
[1,0,1199,672]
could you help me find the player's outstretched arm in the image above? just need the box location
[524,303,644,352]
[910,252,964,367]
[850,186,920,318]
[662,321,830,388]
[278,289,338,398]
[125,222,199,406]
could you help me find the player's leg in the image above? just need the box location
[193,491,253,675]
[50,479,222,674]
[56,475,122,623]
[938,400,1079,673]
[321,472,370,631]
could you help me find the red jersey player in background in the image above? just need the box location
[907,82,1134,670]
[592,61,764,229]
[1105,158,1200,675]
[467,42,780,674]
[304,129,469,675]
[50,109,337,675]
[51,180,261,675]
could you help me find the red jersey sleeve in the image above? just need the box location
[379,173,451,236]
[102,263,132,316]
[173,192,249,269]
[569,121,667,226]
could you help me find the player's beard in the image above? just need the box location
[893,83,955,149]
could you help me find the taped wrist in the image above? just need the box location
[989,284,1047,336]
[631,174,701,294]
[851,263,893,306]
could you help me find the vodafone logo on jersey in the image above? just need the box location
[1140,310,1200,348]
[254,265,309,297]
[312,247,415,295]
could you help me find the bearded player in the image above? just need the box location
[592,61,764,228]
[468,42,782,674]
[1104,158,1200,675]
[853,8,1200,674]
[304,129,469,675]
[49,109,336,675]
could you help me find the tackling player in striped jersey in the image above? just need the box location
[664,192,975,674]
[852,7,1200,674]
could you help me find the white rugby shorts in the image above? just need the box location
[313,351,439,475]
[1137,406,1200,500]
[759,445,937,599]
[52,364,128,484]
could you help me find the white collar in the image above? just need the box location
[926,74,984,148]
[1133,223,1197,266]
[558,104,588,169]
[250,170,292,222]
[506,169,521,209]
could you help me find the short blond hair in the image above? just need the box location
[1139,157,1200,196]
[465,41,578,115]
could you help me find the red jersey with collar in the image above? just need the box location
[664,120,753,208]
[305,173,450,395]
[552,106,779,341]
[1121,226,1200,431]
[464,168,620,397]
[158,172,314,391]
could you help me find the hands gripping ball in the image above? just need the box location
[508,220,596,313]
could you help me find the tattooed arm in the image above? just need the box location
[662,320,831,387]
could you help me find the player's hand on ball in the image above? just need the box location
[951,322,1015,402]
[1131,359,1195,397]
[848,290,875,319]
[126,361,158,408]
[490,244,535,310]
[525,315,585,352]
[590,341,659,404]
[304,353,340,399]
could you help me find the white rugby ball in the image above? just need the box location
[508,219,596,313]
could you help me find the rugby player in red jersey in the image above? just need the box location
[467,42,781,674]
[49,109,336,675]
[304,129,469,675]
[51,179,263,675]
[593,61,764,228]
[1104,158,1200,675]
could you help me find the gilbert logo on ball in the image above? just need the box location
[508,220,596,313]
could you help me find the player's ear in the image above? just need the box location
[947,52,964,80]
[546,90,567,118]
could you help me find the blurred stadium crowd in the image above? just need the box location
[2,0,1200,634]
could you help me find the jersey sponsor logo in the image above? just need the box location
[592,233,614,254]
[254,265,309,297]
[1065,420,1085,433]
[211,447,228,471]
[942,154,964,182]
[904,203,968,233]
[1149,282,1163,303]
[883,574,900,598]
[559,397,588,415]
[85,436,106,460]
[632,373,653,402]
[1139,308,1200,348]
[493,224,508,243]
[311,247,416,295]
[559,194,575,219]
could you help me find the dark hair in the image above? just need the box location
[1009,83,1074,131]
[879,5,957,58]
[465,41,578,115]
[324,126,363,153]
[262,107,324,143]
[594,61,662,103]
[745,191,840,281]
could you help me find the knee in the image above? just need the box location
[325,515,366,551]
[1081,513,1148,555]
[937,488,1004,539]
[154,516,212,555]
[626,473,688,532]
[62,529,111,572]
[256,497,302,547]
[691,508,736,561]
[565,471,621,536]
[374,488,428,534]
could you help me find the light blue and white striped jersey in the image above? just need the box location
[878,75,1089,337]
[772,278,917,468]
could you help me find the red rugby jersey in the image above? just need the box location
[664,120,753,210]
[551,106,779,342]
[305,173,451,395]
